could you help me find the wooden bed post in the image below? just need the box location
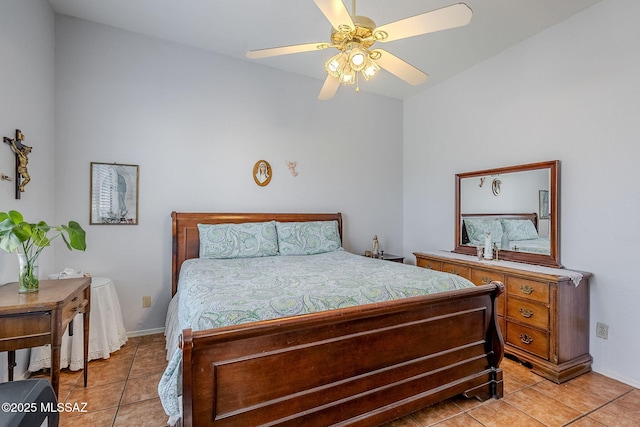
[489,282,505,398]
[180,329,193,427]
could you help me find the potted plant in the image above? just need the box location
[0,210,86,293]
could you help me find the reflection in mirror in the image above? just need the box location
[454,161,561,268]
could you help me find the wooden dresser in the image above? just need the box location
[414,251,591,383]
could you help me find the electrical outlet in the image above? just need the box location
[596,322,608,339]
[142,296,151,308]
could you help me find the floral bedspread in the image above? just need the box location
[158,249,475,422]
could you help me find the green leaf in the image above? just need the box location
[0,217,14,234]
[12,222,33,242]
[0,230,21,253]
[31,226,51,248]
[8,210,23,224]
[63,221,87,251]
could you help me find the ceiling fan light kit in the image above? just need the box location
[325,42,380,85]
[246,1,472,100]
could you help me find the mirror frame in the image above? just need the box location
[453,160,561,268]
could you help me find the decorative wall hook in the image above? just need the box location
[0,173,13,181]
[491,178,502,196]
[3,129,32,199]
[286,161,298,177]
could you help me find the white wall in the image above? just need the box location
[403,0,640,387]
[0,0,56,381]
[53,16,404,334]
[459,169,548,214]
[6,0,637,391]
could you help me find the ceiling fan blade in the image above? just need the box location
[374,3,472,43]
[246,42,331,59]
[313,0,354,32]
[318,75,340,100]
[371,49,428,85]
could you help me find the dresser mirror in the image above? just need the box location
[453,160,561,268]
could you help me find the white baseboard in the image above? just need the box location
[592,367,640,389]
[126,327,165,338]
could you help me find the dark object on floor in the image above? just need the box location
[0,379,59,427]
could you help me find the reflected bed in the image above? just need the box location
[461,213,550,255]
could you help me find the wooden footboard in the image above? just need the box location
[179,282,504,427]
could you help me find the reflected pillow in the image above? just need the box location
[464,219,503,244]
[276,220,342,255]
[198,221,278,259]
[500,219,539,240]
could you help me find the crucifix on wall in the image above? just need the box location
[3,129,32,199]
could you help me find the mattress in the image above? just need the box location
[469,237,550,254]
[507,237,550,254]
[158,249,476,422]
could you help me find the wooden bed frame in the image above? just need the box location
[171,212,504,426]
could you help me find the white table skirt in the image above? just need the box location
[28,277,128,372]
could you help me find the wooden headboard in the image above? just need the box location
[171,212,343,296]
[461,213,538,244]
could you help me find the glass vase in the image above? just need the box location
[17,253,39,293]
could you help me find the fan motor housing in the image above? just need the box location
[330,16,376,50]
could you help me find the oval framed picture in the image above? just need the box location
[253,160,272,186]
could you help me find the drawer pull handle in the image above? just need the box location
[519,308,533,318]
[449,269,460,275]
[481,276,491,284]
[520,285,534,295]
[519,333,534,345]
[72,296,78,302]
[72,306,79,313]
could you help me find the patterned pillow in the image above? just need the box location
[276,220,342,255]
[464,219,503,244]
[198,221,278,259]
[500,219,539,240]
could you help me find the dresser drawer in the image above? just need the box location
[506,322,549,360]
[416,258,442,271]
[471,268,504,286]
[441,262,470,279]
[471,269,506,315]
[507,277,549,304]
[498,316,506,338]
[507,298,549,330]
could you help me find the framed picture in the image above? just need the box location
[90,162,139,224]
[539,190,549,220]
[253,160,272,187]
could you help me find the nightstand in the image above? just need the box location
[365,253,405,263]
[379,253,404,263]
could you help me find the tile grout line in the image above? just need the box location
[111,338,141,427]
[559,388,637,427]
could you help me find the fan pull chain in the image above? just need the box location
[352,0,356,16]
[356,73,360,93]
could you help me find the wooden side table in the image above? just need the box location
[0,278,91,396]
[365,253,405,263]
[377,253,405,263]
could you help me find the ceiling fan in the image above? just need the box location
[246,0,473,100]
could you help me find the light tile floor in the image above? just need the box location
[31,334,638,426]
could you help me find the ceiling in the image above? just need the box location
[47,0,602,100]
